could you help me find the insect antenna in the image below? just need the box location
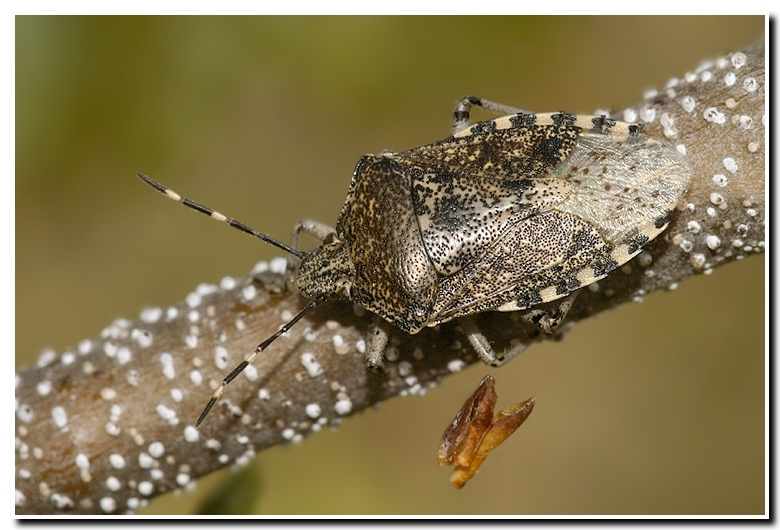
[136,172,305,259]
[196,294,329,426]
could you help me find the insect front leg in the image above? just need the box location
[451,96,531,135]
[364,317,390,370]
[459,315,528,367]
[520,291,580,334]
[286,219,337,290]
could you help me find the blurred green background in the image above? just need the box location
[16,16,765,515]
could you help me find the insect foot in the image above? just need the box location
[137,101,690,425]
[438,374,535,489]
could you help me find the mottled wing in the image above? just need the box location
[421,113,691,323]
[411,173,571,276]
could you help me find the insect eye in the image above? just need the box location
[323,232,338,245]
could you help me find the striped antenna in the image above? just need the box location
[136,173,305,258]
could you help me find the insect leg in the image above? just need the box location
[521,291,579,334]
[286,219,338,290]
[451,96,531,135]
[459,315,529,367]
[364,318,390,370]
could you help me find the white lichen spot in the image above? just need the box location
[680,95,696,113]
[700,71,712,82]
[214,346,229,370]
[690,254,706,269]
[743,77,758,92]
[709,192,725,206]
[37,348,56,367]
[106,421,120,438]
[723,157,738,173]
[160,352,175,380]
[116,347,132,365]
[243,363,259,381]
[447,359,466,373]
[679,239,694,253]
[258,388,271,400]
[242,284,257,301]
[707,207,717,217]
[251,260,269,274]
[138,452,154,469]
[184,425,200,443]
[712,174,728,187]
[300,352,324,377]
[127,497,140,510]
[156,404,178,425]
[100,387,117,401]
[52,406,68,429]
[731,51,746,69]
[190,370,203,386]
[706,235,722,250]
[235,317,246,331]
[282,428,295,440]
[637,251,652,267]
[185,292,202,309]
[703,107,726,124]
[176,474,191,487]
[739,115,753,129]
[305,403,322,419]
[99,496,117,513]
[103,341,118,357]
[393,363,413,382]
[106,476,121,492]
[643,89,658,99]
[78,340,93,355]
[747,142,759,153]
[638,105,656,123]
[61,351,75,365]
[36,380,52,396]
[334,398,353,416]
[137,481,154,497]
[622,108,638,123]
[140,307,163,323]
[687,221,701,234]
[185,334,198,349]
[723,72,736,86]
[126,370,140,387]
[725,98,737,109]
[205,438,222,450]
[15,490,26,507]
[676,144,687,156]
[746,208,757,217]
[333,334,350,355]
[109,453,126,469]
[187,310,200,323]
[355,338,366,354]
[732,238,744,248]
[269,257,287,274]
[18,468,31,479]
[148,441,165,458]
[166,306,179,320]
[171,388,183,402]
[220,276,237,290]
[75,453,90,470]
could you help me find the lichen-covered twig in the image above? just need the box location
[15,41,764,515]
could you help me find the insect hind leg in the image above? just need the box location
[459,314,527,367]
[451,96,531,135]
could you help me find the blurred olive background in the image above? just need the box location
[16,16,765,515]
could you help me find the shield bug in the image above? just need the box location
[137,96,691,425]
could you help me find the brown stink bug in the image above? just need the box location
[137,96,692,425]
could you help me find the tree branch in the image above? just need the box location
[15,41,764,515]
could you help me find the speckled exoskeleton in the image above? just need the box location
[138,96,692,425]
